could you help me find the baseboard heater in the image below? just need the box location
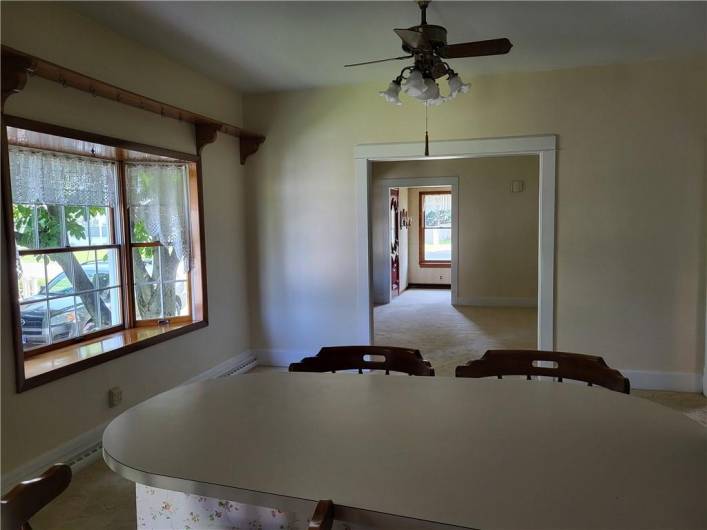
[407,283,451,290]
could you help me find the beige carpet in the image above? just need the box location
[374,288,537,376]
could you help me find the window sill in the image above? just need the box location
[419,262,451,269]
[20,320,207,391]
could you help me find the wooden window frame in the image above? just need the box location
[418,191,452,269]
[2,115,209,392]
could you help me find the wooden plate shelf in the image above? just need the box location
[1,46,265,164]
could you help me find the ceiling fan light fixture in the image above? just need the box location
[419,77,440,101]
[379,80,403,106]
[448,74,470,98]
[402,69,426,97]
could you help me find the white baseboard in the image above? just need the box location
[622,369,703,393]
[455,297,537,308]
[253,349,311,367]
[1,351,257,494]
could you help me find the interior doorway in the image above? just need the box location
[370,155,541,375]
[354,135,557,354]
[385,185,454,303]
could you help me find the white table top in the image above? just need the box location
[103,373,707,530]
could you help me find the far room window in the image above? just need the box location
[3,117,207,390]
[419,191,451,267]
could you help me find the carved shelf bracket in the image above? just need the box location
[240,135,265,165]
[1,54,35,109]
[194,122,220,155]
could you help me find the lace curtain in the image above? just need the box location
[9,146,117,206]
[126,163,190,263]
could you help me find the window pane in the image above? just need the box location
[160,246,188,282]
[133,247,160,284]
[71,250,98,291]
[423,194,452,228]
[88,206,112,245]
[163,281,188,317]
[46,253,75,296]
[20,300,49,350]
[424,228,452,261]
[75,292,98,336]
[49,296,78,343]
[17,254,47,302]
[96,249,120,289]
[65,206,89,247]
[134,283,162,320]
[36,205,63,248]
[98,288,122,329]
[13,204,36,250]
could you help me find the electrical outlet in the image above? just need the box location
[108,386,122,408]
[440,275,443,280]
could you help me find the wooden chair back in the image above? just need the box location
[308,499,334,530]
[455,349,630,394]
[1,464,72,530]
[289,346,435,376]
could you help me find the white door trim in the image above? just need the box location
[354,135,557,350]
[375,177,459,305]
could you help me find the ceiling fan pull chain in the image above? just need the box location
[424,102,430,157]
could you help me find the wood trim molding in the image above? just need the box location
[1,46,265,164]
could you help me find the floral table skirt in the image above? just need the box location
[137,484,354,530]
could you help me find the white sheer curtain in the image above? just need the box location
[9,146,117,207]
[126,163,190,263]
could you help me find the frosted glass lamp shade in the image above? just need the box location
[403,70,426,97]
[422,78,440,100]
[448,74,471,98]
[379,81,402,106]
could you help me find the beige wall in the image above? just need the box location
[406,187,453,286]
[376,157,539,303]
[1,4,249,474]
[244,56,706,377]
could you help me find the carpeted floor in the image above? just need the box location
[374,288,537,376]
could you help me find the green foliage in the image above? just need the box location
[13,204,109,250]
[132,219,154,261]
[425,208,452,227]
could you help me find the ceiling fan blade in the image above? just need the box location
[394,28,431,50]
[344,55,412,68]
[439,38,513,59]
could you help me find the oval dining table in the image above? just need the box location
[103,372,707,530]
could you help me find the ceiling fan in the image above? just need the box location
[346,0,513,105]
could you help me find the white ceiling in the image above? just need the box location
[72,1,706,93]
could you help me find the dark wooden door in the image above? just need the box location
[390,188,400,298]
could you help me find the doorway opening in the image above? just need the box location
[370,155,541,375]
[386,185,453,303]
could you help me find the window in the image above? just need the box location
[3,117,207,390]
[12,148,123,352]
[419,191,451,267]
